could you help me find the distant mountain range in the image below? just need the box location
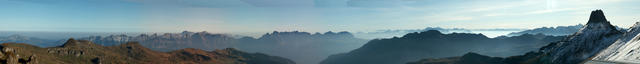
[0,31,367,64]
[235,31,368,64]
[0,38,294,64]
[0,34,60,47]
[320,30,564,64]
[505,24,627,37]
[74,31,367,64]
[354,27,526,39]
[505,24,583,36]
[0,31,150,40]
[78,31,239,51]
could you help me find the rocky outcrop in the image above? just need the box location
[0,44,38,64]
[587,10,609,24]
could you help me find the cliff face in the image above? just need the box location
[0,38,295,64]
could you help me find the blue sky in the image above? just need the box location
[1,0,639,33]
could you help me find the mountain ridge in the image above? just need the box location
[320,30,564,64]
[0,38,296,64]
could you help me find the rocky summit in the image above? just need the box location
[0,38,295,64]
[587,10,609,24]
[537,10,622,64]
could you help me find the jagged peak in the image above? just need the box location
[587,10,608,24]
[579,10,619,32]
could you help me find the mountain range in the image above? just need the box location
[506,24,583,36]
[0,10,634,64]
[408,10,638,64]
[75,31,367,64]
[354,27,526,39]
[0,34,60,47]
[320,30,564,64]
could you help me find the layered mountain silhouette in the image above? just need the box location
[0,38,295,64]
[354,27,472,39]
[320,30,564,64]
[235,31,368,64]
[0,34,60,47]
[409,10,633,64]
[79,31,238,51]
[506,24,583,36]
[78,31,367,64]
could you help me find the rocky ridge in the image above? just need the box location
[0,38,295,64]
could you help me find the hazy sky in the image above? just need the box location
[1,0,639,33]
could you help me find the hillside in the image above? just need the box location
[0,38,295,64]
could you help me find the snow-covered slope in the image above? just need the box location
[538,10,622,64]
[591,22,640,63]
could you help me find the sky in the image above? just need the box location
[1,0,640,33]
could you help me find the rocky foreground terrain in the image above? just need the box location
[0,38,295,64]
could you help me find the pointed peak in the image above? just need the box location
[61,38,97,47]
[587,10,608,24]
[66,38,77,43]
[423,30,442,34]
[461,52,490,59]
